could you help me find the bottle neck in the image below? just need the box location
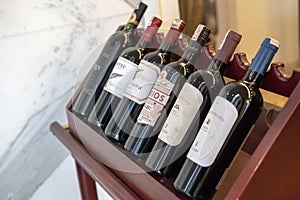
[242,38,280,85]
[161,28,182,51]
[208,59,226,74]
[206,33,241,74]
[123,23,137,31]
[136,38,150,49]
[180,40,203,63]
[137,20,162,49]
[212,30,242,66]
[157,40,172,53]
[242,70,263,85]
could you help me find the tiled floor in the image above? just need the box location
[29,155,112,200]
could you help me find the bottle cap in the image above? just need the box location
[142,17,163,42]
[148,16,163,27]
[164,19,185,45]
[170,19,185,32]
[261,38,280,51]
[191,24,211,45]
[126,2,148,26]
[249,37,280,76]
[215,30,242,64]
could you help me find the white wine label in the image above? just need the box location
[124,60,161,104]
[104,57,139,98]
[137,73,175,126]
[187,96,238,167]
[158,83,204,146]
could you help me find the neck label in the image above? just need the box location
[187,96,238,167]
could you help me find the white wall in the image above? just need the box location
[141,0,180,33]
[0,0,135,199]
[0,0,167,199]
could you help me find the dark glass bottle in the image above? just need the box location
[72,2,147,118]
[145,30,242,178]
[104,19,186,142]
[123,25,211,156]
[87,17,163,128]
[174,38,279,200]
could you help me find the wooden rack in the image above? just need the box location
[50,44,300,199]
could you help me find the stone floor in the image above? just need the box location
[29,155,112,200]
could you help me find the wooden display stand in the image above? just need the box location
[50,46,300,199]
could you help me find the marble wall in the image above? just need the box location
[0,0,135,199]
[0,0,182,198]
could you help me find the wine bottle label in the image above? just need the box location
[124,60,161,104]
[104,57,139,98]
[158,83,204,146]
[187,96,238,167]
[137,71,175,126]
[84,64,102,91]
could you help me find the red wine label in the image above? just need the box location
[124,60,161,104]
[158,83,203,146]
[137,71,174,126]
[104,57,139,98]
[187,96,238,167]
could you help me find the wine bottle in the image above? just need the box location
[72,2,147,118]
[123,25,211,155]
[174,38,279,200]
[104,19,186,142]
[145,30,242,178]
[87,17,163,128]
